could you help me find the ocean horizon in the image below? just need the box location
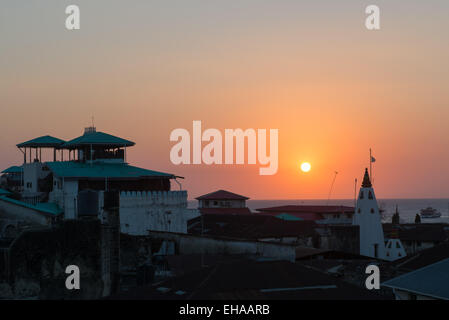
[189,198,449,224]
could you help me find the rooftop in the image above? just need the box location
[0,188,12,196]
[383,223,449,242]
[16,135,66,148]
[0,196,62,216]
[1,166,23,174]
[109,259,388,300]
[392,241,449,272]
[46,161,174,179]
[196,190,249,201]
[62,130,135,149]
[188,213,317,240]
[383,258,449,300]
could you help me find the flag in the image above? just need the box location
[371,156,376,163]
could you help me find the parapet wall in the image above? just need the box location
[119,190,187,207]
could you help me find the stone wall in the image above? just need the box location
[147,231,297,262]
[0,219,118,299]
[316,225,360,254]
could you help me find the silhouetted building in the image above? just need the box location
[196,190,251,215]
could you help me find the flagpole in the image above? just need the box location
[369,148,372,180]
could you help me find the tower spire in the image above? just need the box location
[361,168,372,188]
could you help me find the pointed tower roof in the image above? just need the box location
[361,168,372,188]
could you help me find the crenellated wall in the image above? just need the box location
[119,190,188,207]
[119,191,199,236]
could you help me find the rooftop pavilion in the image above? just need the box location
[17,127,136,164]
[62,127,135,163]
[17,135,66,163]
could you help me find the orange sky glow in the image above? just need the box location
[1,1,448,199]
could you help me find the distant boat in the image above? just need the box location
[419,207,442,219]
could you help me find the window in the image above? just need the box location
[396,242,401,249]
[359,191,364,199]
[368,191,373,199]
[409,293,417,300]
[370,208,375,214]
[357,208,361,213]
[213,201,218,206]
[374,244,379,258]
[26,182,32,189]
[204,200,209,207]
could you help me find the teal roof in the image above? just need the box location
[62,131,135,148]
[382,258,449,300]
[275,213,304,221]
[0,188,11,195]
[0,196,62,216]
[1,166,23,174]
[46,161,174,179]
[17,135,66,148]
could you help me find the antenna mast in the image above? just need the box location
[326,171,338,205]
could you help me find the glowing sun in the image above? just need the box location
[300,162,311,172]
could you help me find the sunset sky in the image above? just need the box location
[1,1,448,200]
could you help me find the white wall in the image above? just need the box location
[23,162,49,195]
[120,190,199,235]
[148,231,297,262]
[49,179,78,219]
[353,186,386,259]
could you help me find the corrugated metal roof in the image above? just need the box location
[0,196,62,216]
[46,161,174,179]
[1,166,23,174]
[196,190,249,200]
[17,135,66,148]
[62,131,135,148]
[108,258,388,300]
[0,188,11,195]
[383,258,449,300]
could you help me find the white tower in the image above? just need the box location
[353,168,386,259]
[385,228,407,261]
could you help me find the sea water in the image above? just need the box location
[189,198,449,224]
